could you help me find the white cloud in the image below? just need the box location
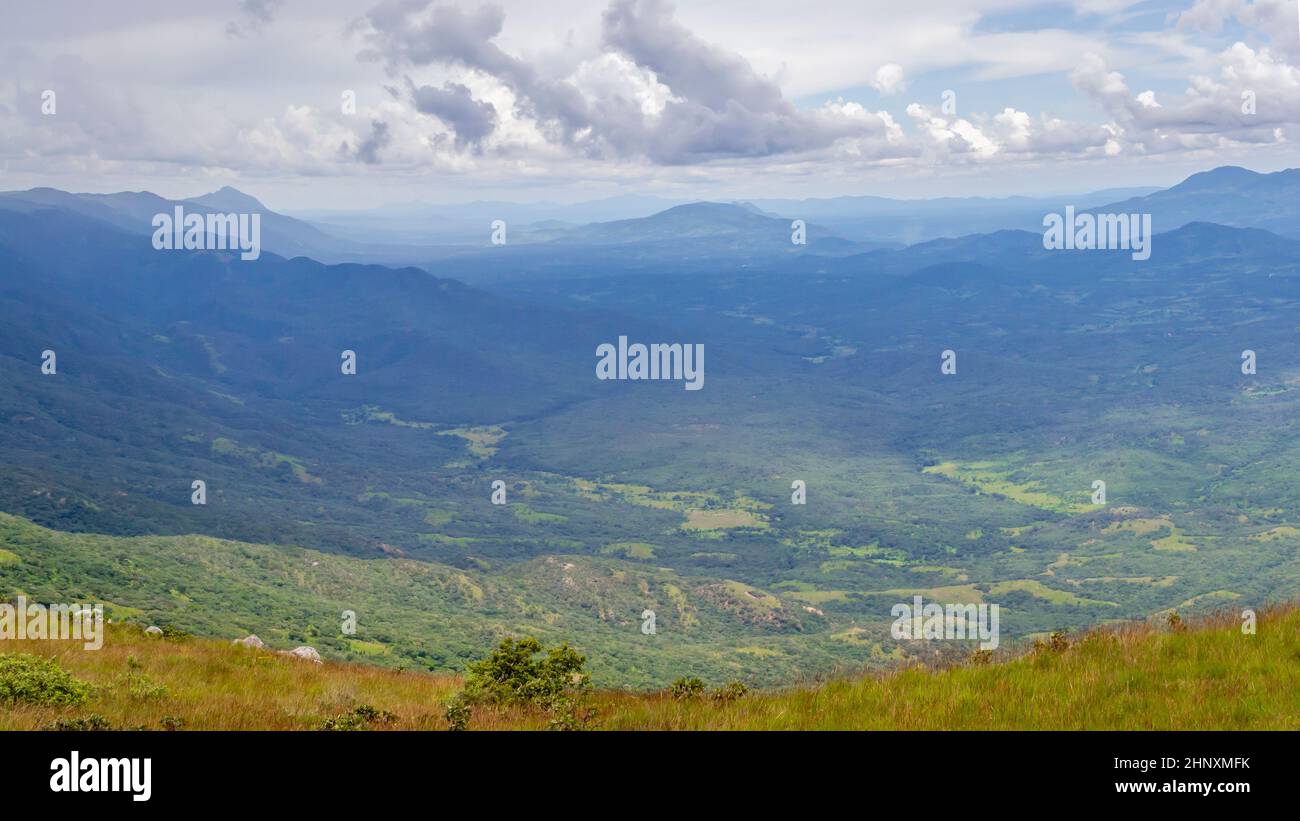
[1072,43,1300,154]
[871,63,906,96]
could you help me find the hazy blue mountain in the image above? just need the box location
[188,185,272,213]
[415,167,1297,285]
[7,167,1285,279]
[0,185,350,260]
[0,186,472,265]
[1091,166,1300,238]
[0,203,633,423]
[547,202,865,254]
[291,185,1165,248]
[289,195,686,246]
[740,186,1161,244]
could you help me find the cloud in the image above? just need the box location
[600,0,785,116]
[871,63,906,96]
[409,80,498,149]
[226,0,285,38]
[359,1,595,146]
[902,100,1112,164]
[4,0,1300,199]
[1178,0,1294,35]
[353,0,905,164]
[596,0,909,162]
[1071,44,1300,154]
[1177,0,1300,60]
[352,119,392,163]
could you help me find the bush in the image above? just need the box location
[546,695,599,731]
[117,658,168,701]
[711,681,748,703]
[1034,631,1070,653]
[669,677,705,700]
[42,714,112,731]
[443,693,472,731]
[450,636,595,730]
[159,624,191,641]
[351,704,397,724]
[159,715,185,731]
[0,654,92,706]
[463,637,590,706]
[319,704,397,731]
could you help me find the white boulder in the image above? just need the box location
[286,646,322,664]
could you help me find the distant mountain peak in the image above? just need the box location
[644,201,777,223]
[659,201,748,214]
[1170,165,1261,192]
[188,185,267,212]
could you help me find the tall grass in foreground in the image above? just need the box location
[2,605,1297,730]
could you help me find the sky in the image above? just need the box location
[2,0,1299,209]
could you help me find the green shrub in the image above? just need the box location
[159,624,191,641]
[669,676,705,700]
[117,658,168,701]
[0,654,92,706]
[1034,630,1070,653]
[462,637,589,706]
[449,636,595,730]
[443,693,472,731]
[711,681,749,703]
[159,715,185,731]
[546,695,599,731]
[42,714,112,731]
[319,704,397,731]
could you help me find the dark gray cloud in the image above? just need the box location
[360,1,595,145]
[602,0,783,117]
[351,119,392,163]
[599,0,858,162]
[409,80,498,149]
[357,0,888,164]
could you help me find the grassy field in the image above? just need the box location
[3,603,1296,730]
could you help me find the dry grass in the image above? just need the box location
[4,605,1298,730]
[1,627,458,730]
[585,605,1300,730]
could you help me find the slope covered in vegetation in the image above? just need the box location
[2,604,1294,730]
